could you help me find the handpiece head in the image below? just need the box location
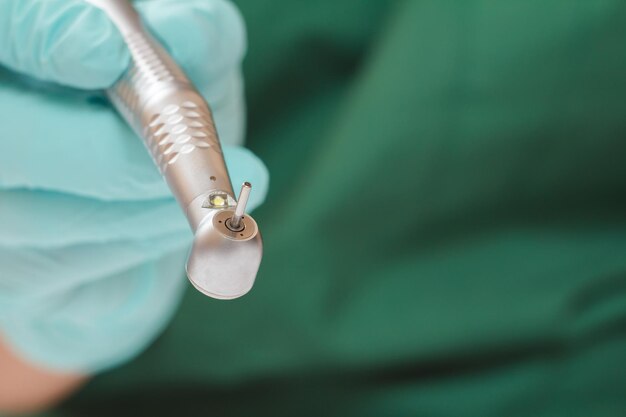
[185,183,263,300]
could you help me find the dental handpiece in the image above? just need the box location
[86,0,263,300]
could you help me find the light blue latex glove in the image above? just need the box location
[0,0,268,373]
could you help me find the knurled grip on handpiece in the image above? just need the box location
[86,0,263,300]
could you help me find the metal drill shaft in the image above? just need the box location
[229,182,252,231]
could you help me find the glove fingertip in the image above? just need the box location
[139,0,247,86]
[48,5,130,89]
[0,0,130,89]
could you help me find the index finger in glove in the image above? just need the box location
[0,0,128,89]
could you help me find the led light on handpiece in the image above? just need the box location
[208,193,228,208]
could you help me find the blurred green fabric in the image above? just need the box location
[46,1,626,416]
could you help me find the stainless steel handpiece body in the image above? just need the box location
[86,0,263,300]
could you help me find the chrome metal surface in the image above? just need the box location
[214,210,258,241]
[85,0,263,299]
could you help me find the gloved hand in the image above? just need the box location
[0,0,268,373]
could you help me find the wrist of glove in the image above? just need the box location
[0,0,268,373]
